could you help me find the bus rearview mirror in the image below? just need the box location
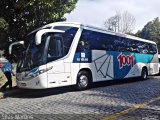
[9,41,24,54]
[35,29,65,45]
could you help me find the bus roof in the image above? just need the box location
[28,22,156,45]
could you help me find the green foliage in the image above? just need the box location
[0,18,9,49]
[0,0,77,60]
[136,17,160,51]
[0,0,78,45]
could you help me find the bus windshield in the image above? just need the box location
[17,33,46,72]
[17,26,78,72]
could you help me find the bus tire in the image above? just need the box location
[141,68,148,80]
[76,71,91,90]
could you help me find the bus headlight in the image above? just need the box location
[38,66,53,75]
[25,66,53,80]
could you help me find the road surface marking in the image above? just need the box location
[103,97,160,120]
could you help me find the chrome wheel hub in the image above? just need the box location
[79,75,88,87]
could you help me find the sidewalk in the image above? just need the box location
[0,75,18,98]
[0,86,20,99]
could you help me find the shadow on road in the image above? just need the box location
[3,77,150,99]
[5,86,76,98]
[92,77,143,88]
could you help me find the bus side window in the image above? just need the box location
[77,40,86,52]
[47,34,64,62]
[141,43,149,54]
[151,44,158,54]
[76,30,91,52]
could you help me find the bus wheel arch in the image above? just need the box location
[141,67,148,80]
[76,68,93,90]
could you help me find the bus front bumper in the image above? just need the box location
[16,73,48,89]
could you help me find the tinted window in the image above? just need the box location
[77,29,157,54]
[77,30,116,52]
[148,43,157,54]
[54,26,78,55]
[76,30,91,52]
[47,34,64,62]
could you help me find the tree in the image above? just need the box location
[0,18,9,49]
[104,11,136,34]
[0,0,78,60]
[104,14,120,32]
[136,17,160,50]
[0,0,78,45]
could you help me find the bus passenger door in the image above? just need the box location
[45,33,65,87]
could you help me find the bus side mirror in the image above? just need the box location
[35,29,65,45]
[9,41,24,54]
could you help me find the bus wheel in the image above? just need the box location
[76,71,90,90]
[141,68,148,80]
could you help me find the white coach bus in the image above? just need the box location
[9,22,159,90]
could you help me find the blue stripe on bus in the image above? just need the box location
[134,53,154,63]
[73,51,154,79]
[73,51,92,63]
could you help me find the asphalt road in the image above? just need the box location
[0,76,160,120]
